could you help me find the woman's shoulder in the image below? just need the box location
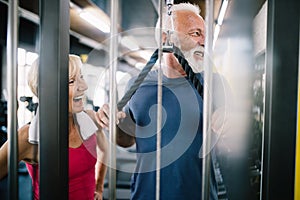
[19,124,39,163]
[18,124,30,140]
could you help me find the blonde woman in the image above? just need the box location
[0,55,107,200]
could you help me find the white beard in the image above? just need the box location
[182,45,205,73]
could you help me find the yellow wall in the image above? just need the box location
[295,77,300,200]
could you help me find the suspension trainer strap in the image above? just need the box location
[117,46,203,110]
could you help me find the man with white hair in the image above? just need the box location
[155,2,205,74]
[97,3,227,199]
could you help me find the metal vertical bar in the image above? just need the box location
[155,0,164,199]
[202,0,214,199]
[262,0,300,199]
[39,0,69,199]
[109,0,118,199]
[6,0,18,199]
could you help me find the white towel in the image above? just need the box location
[75,111,98,140]
[28,108,39,144]
[28,109,98,144]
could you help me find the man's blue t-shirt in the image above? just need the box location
[124,71,218,200]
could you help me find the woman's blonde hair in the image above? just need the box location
[27,54,83,97]
[68,54,82,81]
[27,58,39,97]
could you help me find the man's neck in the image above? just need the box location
[162,53,187,78]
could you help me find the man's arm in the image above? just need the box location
[117,125,135,148]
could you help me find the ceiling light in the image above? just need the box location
[217,0,228,25]
[213,24,221,49]
[80,11,110,33]
[214,0,229,49]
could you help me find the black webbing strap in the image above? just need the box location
[116,46,203,110]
